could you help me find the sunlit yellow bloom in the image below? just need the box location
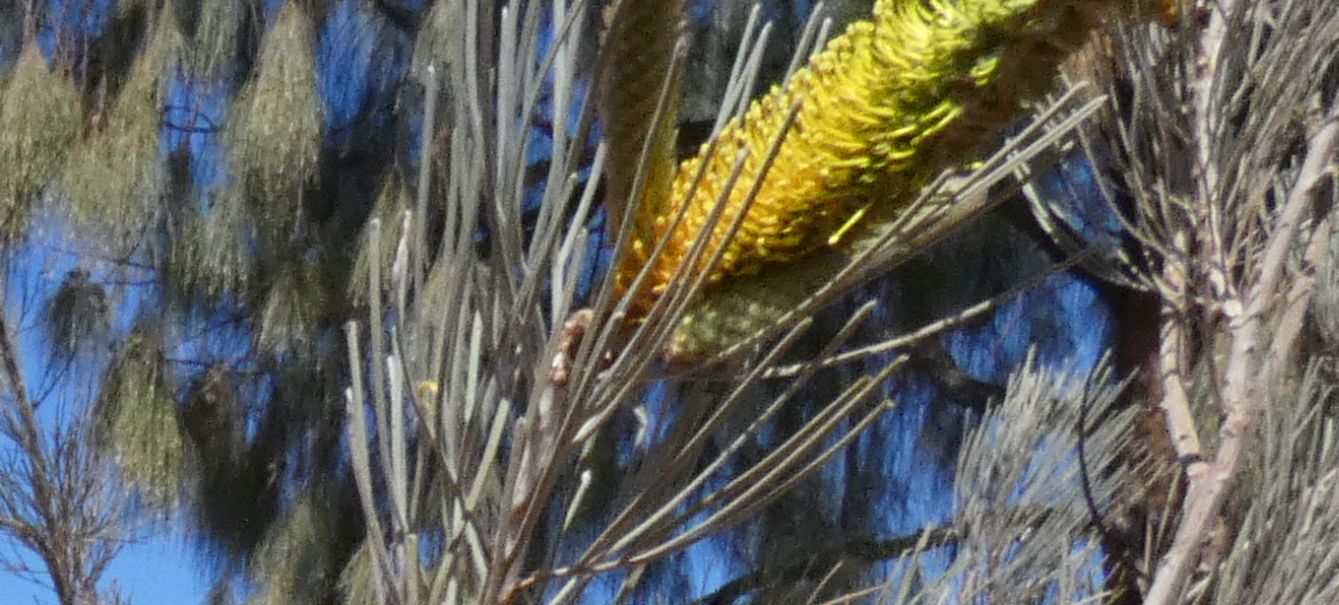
[614,0,1157,325]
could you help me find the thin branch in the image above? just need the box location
[1144,86,1339,605]
[1156,235,1202,465]
[1261,218,1330,386]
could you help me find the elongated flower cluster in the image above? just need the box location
[614,0,1155,325]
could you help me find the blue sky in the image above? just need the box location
[0,538,210,605]
[0,1,386,602]
[0,221,211,603]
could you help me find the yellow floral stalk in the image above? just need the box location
[610,0,1163,359]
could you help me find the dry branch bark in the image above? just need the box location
[1144,84,1339,605]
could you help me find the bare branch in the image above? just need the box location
[1145,73,1339,605]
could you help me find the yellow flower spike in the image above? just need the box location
[607,0,1166,361]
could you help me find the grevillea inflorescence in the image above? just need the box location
[610,0,1164,359]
